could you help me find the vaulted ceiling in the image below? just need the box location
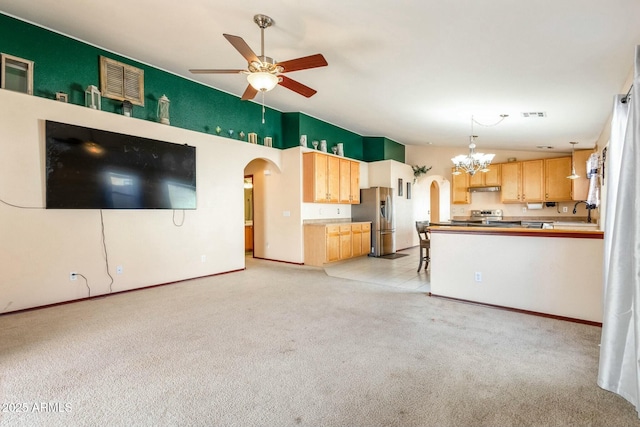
[2,0,639,152]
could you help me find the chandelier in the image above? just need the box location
[451,115,498,176]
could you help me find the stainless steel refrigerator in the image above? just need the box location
[351,187,396,256]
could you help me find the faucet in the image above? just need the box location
[572,201,593,223]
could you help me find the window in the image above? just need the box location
[99,56,144,106]
[1,53,34,95]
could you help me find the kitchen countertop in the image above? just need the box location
[429,224,603,239]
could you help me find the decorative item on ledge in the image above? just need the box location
[228,129,234,138]
[55,92,68,103]
[320,140,327,152]
[312,140,319,150]
[337,142,344,156]
[157,94,170,125]
[264,137,273,147]
[412,164,432,183]
[85,85,101,110]
[215,126,222,135]
[122,100,133,117]
[248,133,258,144]
[300,135,307,147]
[239,131,245,140]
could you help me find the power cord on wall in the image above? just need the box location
[71,273,91,297]
[100,210,115,293]
[173,209,185,227]
[0,198,44,209]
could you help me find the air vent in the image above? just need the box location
[521,112,547,118]
[536,145,554,149]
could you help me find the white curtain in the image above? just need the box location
[598,46,640,416]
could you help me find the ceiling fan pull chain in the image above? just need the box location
[262,91,266,124]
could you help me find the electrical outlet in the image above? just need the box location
[70,272,77,281]
[116,265,123,275]
[474,272,482,282]
[563,207,568,213]
[522,207,527,213]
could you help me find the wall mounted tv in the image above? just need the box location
[45,121,196,209]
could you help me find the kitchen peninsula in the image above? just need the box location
[428,225,604,323]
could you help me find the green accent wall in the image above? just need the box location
[282,112,364,159]
[362,137,405,163]
[0,13,282,145]
[0,12,405,160]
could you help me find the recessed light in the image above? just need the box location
[536,145,554,149]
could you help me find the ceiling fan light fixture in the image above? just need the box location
[247,72,279,92]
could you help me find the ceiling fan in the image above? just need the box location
[189,14,328,101]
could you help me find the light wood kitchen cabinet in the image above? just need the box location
[339,158,360,204]
[339,224,352,259]
[304,152,360,204]
[500,162,521,202]
[500,160,544,203]
[469,164,501,187]
[522,160,544,202]
[544,156,572,201]
[351,222,371,257]
[303,152,340,203]
[326,224,341,262]
[361,222,371,256]
[351,223,363,257]
[451,168,470,204]
[304,222,371,266]
[572,149,594,201]
[244,225,253,251]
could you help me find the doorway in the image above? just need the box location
[244,175,254,254]
[430,181,440,223]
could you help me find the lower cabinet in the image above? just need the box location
[304,222,372,266]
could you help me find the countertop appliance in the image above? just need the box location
[351,187,395,256]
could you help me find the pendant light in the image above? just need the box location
[567,141,580,179]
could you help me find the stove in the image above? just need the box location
[470,209,503,222]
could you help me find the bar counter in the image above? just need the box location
[427,225,604,323]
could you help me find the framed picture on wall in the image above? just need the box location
[407,182,411,199]
[398,178,403,196]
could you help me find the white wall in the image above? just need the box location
[0,89,283,313]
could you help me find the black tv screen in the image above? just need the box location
[45,121,196,209]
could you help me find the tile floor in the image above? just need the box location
[323,246,431,293]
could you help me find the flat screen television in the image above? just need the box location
[45,120,196,209]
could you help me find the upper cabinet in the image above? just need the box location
[451,168,470,204]
[469,164,501,187]
[544,156,572,202]
[572,149,594,201]
[303,152,360,204]
[339,158,360,204]
[500,160,543,203]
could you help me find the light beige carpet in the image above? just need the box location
[0,257,637,426]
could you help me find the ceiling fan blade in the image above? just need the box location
[278,75,317,98]
[241,84,259,100]
[223,34,260,64]
[189,69,245,74]
[276,54,328,73]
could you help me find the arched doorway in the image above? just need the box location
[430,181,440,223]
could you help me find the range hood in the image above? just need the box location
[469,186,501,193]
